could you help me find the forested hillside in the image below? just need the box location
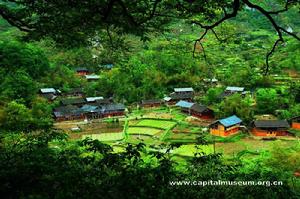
[0,0,300,198]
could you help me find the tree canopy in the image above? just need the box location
[1,0,300,72]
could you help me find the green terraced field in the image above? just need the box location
[172,144,214,157]
[82,132,124,142]
[135,119,176,129]
[127,127,162,136]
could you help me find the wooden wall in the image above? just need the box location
[210,124,239,137]
[292,122,300,130]
[252,128,288,136]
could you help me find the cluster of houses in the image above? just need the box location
[40,85,300,138]
[39,88,125,121]
[210,115,300,137]
[166,87,299,137]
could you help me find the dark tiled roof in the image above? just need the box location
[54,105,83,117]
[80,105,98,112]
[54,105,77,112]
[290,116,300,122]
[190,104,211,113]
[141,99,163,105]
[101,103,125,112]
[88,99,112,106]
[61,98,86,106]
[254,120,290,128]
[170,92,193,100]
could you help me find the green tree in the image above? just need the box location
[0,41,50,79]
[256,88,279,114]
[1,101,33,132]
[202,88,223,105]
[0,70,37,105]
[31,98,54,131]
[217,94,254,123]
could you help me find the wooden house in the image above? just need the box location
[175,100,194,114]
[75,67,90,76]
[86,97,104,103]
[225,86,244,93]
[165,87,194,104]
[174,87,194,94]
[210,115,242,136]
[251,120,290,136]
[290,116,300,130]
[141,99,163,108]
[93,98,112,105]
[85,74,100,82]
[60,98,86,107]
[39,88,60,101]
[100,103,126,117]
[190,104,214,119]
[53,105,85,121]
[219,86,245,99]
[40,88,57,94]
[80,105,102,119]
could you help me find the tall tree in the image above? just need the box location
[256,88,280,114]
[0,70,36,105]
[1,101,33,132]
[0,41,50,79]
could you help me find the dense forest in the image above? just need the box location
[1,0,300,198]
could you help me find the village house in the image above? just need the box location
[251,120,290,136]
[85,74,100,81]
[175,100,194,114]
[190,104,214,119]
[39,88,60,101]
[164,87,194,104]
[54,101,126,121]
[80,104,102,119]
[209,115,242,136]
[92,98,112,105]
[140,99,163,108]
[219,86,245,99]
[60,98,86,107]
[100,103,126,117]
[53,105,85,121]
[75,67,90,76]
[175,100,214,120]
[290,116,300,130]
[86,97,104,103]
